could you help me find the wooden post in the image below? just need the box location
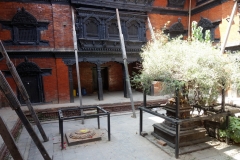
[71,7,84,123]
[97,63,103,100]
[220,1,238,54]
[0,41,48,142]
[147,17,155,41]
[0,116,24,160]
[116,8,136,118]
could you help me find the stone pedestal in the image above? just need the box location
[152,123,209,148]
[65,129,102,146]
[152,102,209,148]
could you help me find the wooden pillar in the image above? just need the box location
[97,63,103,100]
[68,65,74,103]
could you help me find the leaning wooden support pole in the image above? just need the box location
[147,17,155,41]
[0,116,24,160]
[116,8,136,118]
[0,71,51,160]
[0,40,48,142]
[220,1,238,54]
[71,7,84,124]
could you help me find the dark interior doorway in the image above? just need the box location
[19,75,42,103]
[16,59,44,104]
[92,67,109,91]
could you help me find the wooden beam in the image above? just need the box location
[116,8,136,118]
[0,116,24,160]
[0,71,51,160]
[0,40,48,142]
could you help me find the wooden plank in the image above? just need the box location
[157,139,167,146]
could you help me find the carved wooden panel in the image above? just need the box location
[108,21,119,39]
[126,20,140,40]
[196,0,208,5]
[168,0,186,8]
[197,17,215,41]
[76,8,146,53]
[85,17,100,39]
[71,0,154,12]
[169,18,184,32]
[198,17,213,29]
[163,18,186,39]
[17,58,42,75]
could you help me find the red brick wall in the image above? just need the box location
[0,2,73,106]
[55,58,70,103]
[0,57,71,106]
[102,62,123,91]
[151,1,239,45]
[0,2,74,51]
[52,4,74,50]
[72,62,95,94]
[72,61,124,94]
[191,1,239,45]
[147,13,189,40]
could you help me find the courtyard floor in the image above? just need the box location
[15,111,240,160]
[1,91,240,160]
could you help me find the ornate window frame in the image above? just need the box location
[0,7,49,46]
[196,0,208,6]
[197,17,214,41]
[164,18,186,39]
[167,0,186,8]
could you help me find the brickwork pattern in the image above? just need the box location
[0,2,74,50]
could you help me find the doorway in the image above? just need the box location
[16,60,44,104]
[19,75,43,103]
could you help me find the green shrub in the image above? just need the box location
[219,116,240,143]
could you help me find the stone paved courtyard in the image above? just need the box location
[14,111,240,160]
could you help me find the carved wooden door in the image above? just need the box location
[16,58,44,104]
[19,75,41,103]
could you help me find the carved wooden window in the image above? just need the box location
[16,27,37,44]
[0,7,49,46]
[196,0,208,5]
[169,18,185,39]
[85,18,99,39]
[12,8,38,45]
[167,0,186,8]
[127,21,139,40]
[108,22,119,39]
[198,17,214,40]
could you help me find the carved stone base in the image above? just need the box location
[152,123,209,148]
[65,129,101,146]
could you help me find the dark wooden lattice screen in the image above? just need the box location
[18,27,37,43]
